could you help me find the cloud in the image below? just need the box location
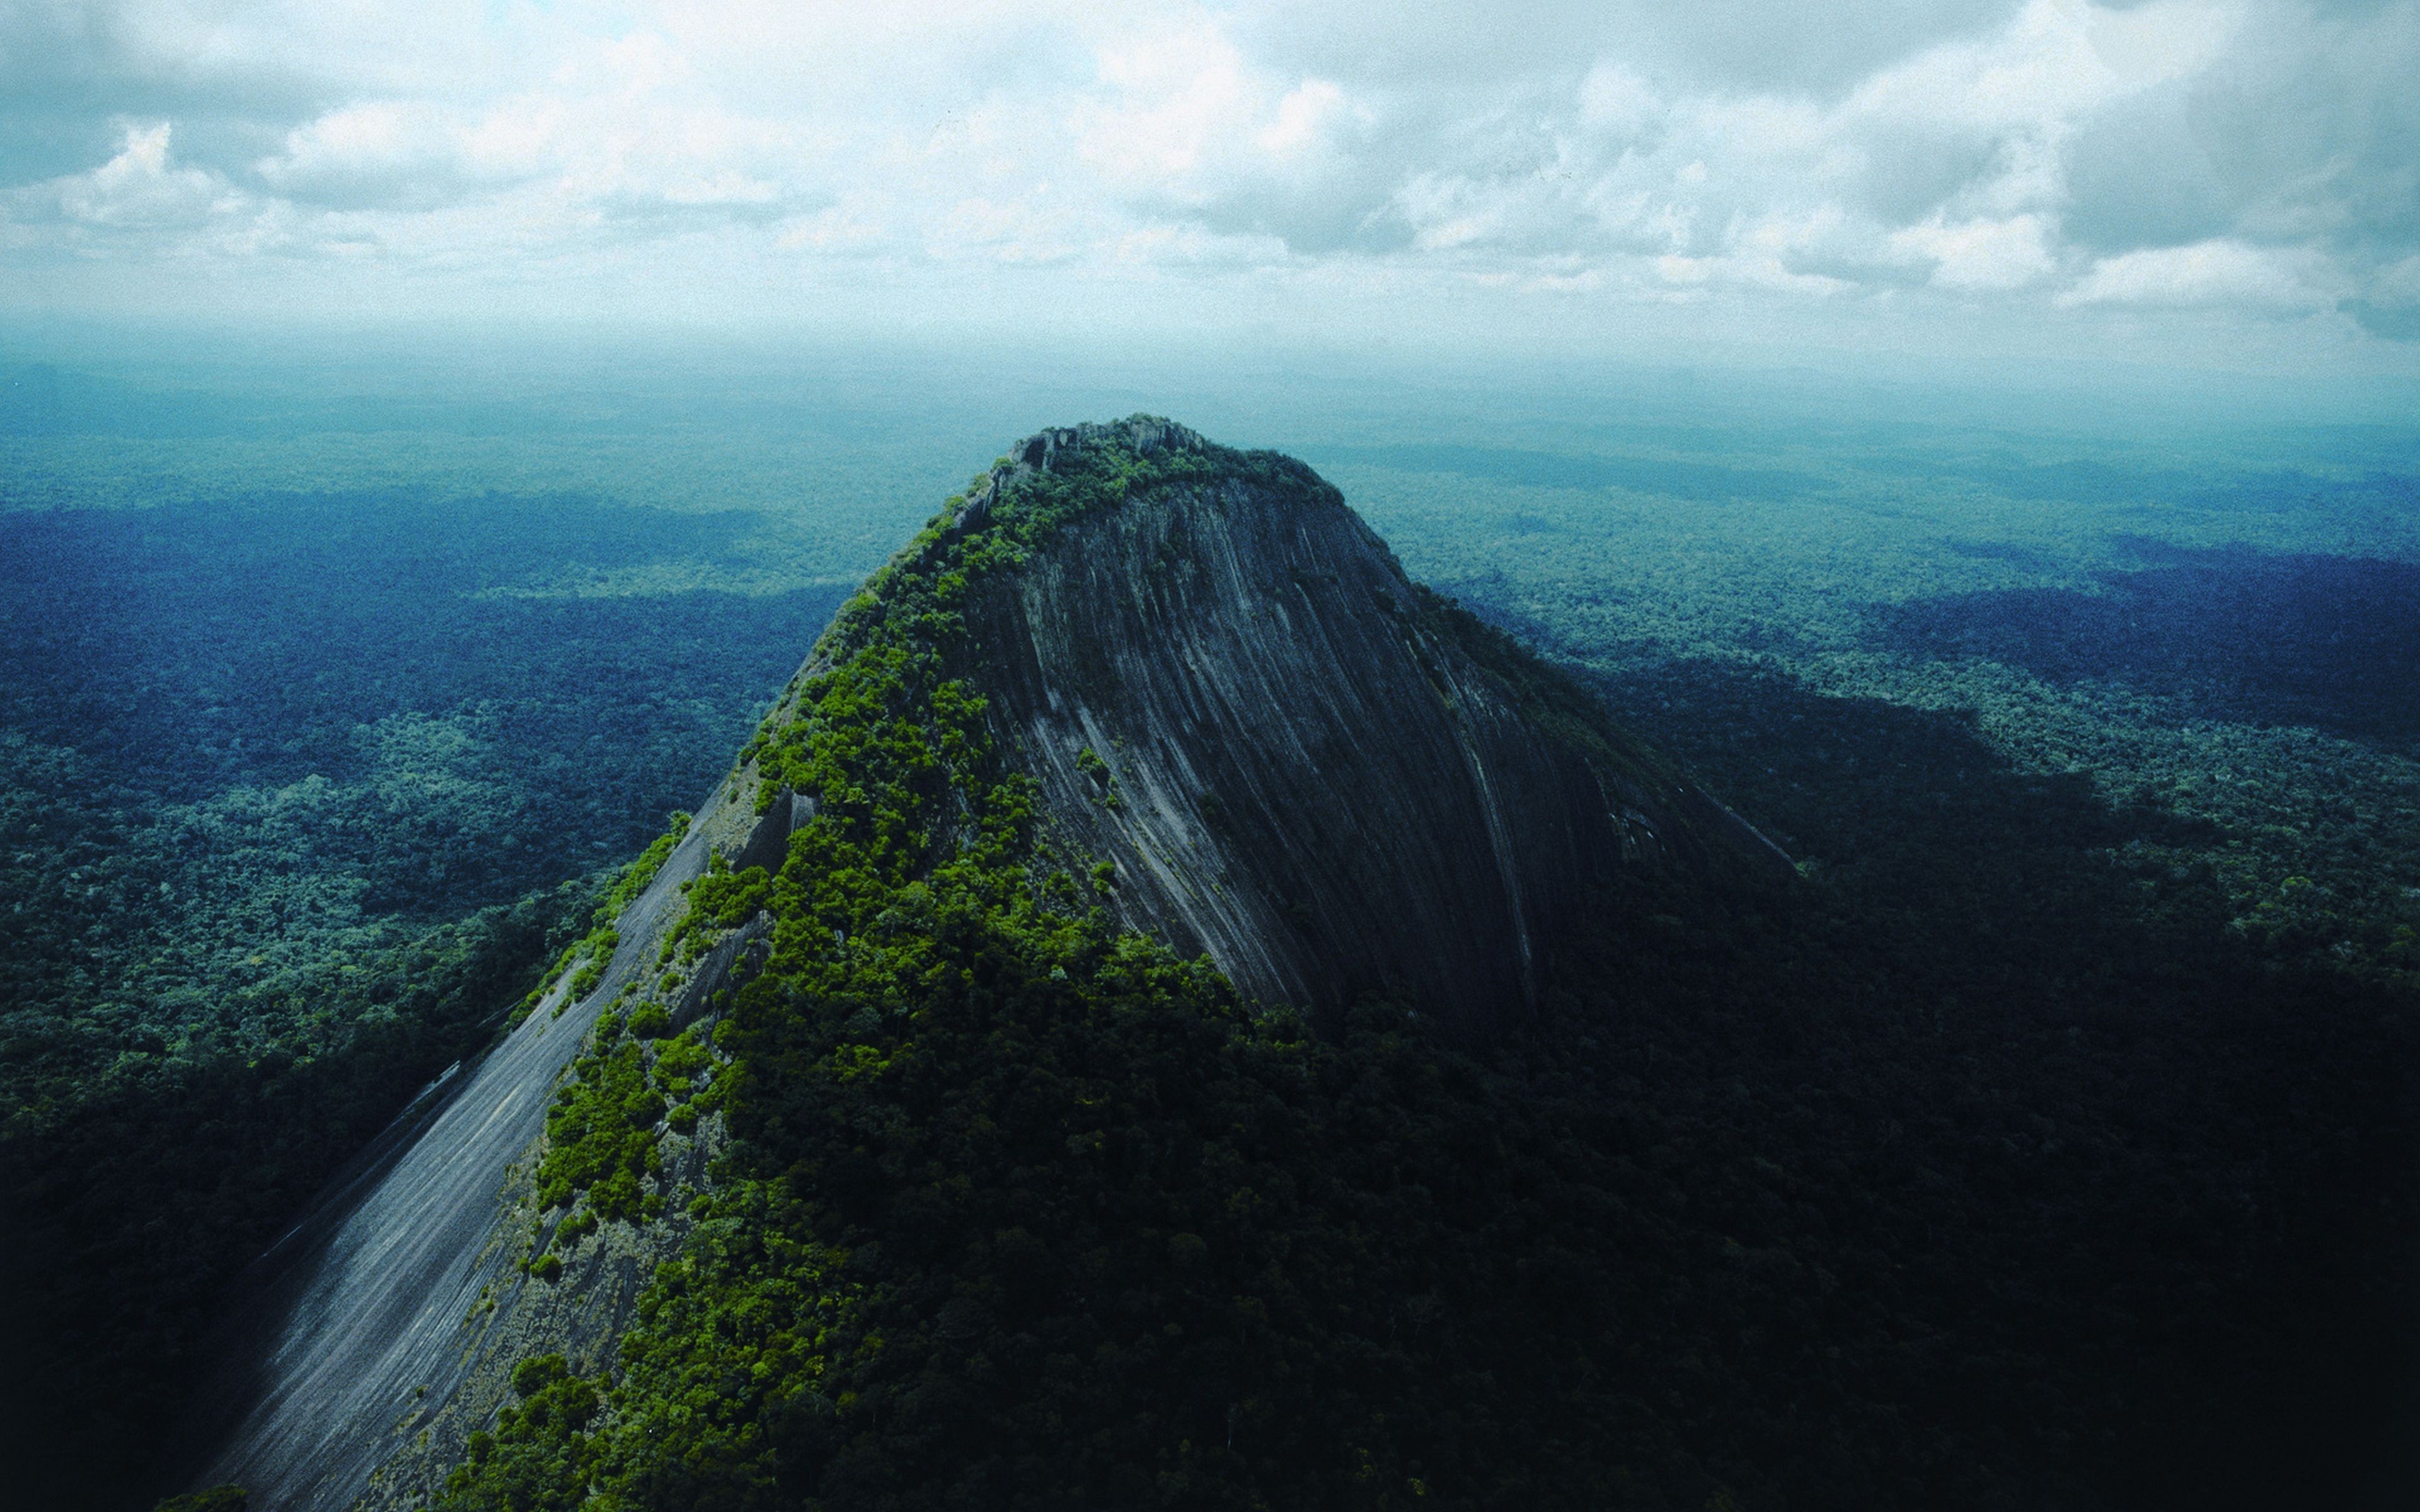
[254,101,526,210]
[1072,23,1387,252]
[58,120,241,227]
[2061,239,2322,309]
[11,119,256,235]
[2341,253,2420,340]
[0,0,2415,363]
[1237,0,2029,98]
[1891,213,2058,290]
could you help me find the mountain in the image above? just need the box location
[174,418,1783,1511]
[921,418,1784,1028]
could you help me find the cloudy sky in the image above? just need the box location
[5,0,2417,373]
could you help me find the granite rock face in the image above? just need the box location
[946,418,1778,1035]
[175,769,793,1512]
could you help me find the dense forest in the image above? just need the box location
[0,370,2414,1508]
[432,432,2416,1510]
[0,494,846,1503]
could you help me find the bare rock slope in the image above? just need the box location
[943,417,1784,1033]
[175,764,790,1512]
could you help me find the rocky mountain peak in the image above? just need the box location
[929,418,1781,1033]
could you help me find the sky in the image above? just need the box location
[4,0,2419,377]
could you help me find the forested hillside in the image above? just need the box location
[0,493,847,1505]
[418,427,2416,1511]
[0,360,2411,1509]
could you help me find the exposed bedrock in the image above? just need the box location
[949,418,1779,1035]
[171,775,802,1512]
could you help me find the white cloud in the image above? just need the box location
[1,0,2415,357]
[1847,0,2235,132]
[1080,26,1268,188]
[776,198,886,253]
[48,122,248,229]
[256,101,522,210]
[937,193,1087,264]
[2061,239,2322,308]
[1576,64,1661,139]
[1075,21,1373,231]
[1891,213,2057,290]
[1259,79,1354,161]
